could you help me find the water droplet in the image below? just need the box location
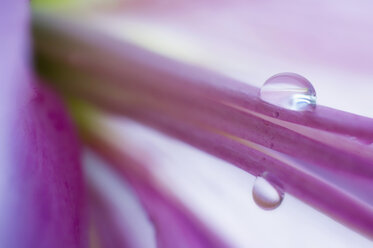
[260,72,316,111]
[252,176,283,210]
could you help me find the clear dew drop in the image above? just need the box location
[260,72,316,111]
[252,176,284,210]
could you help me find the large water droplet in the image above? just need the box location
[260,72,316,111]
[252,176,284,210]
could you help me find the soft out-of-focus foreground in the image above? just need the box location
[2,0,373,247]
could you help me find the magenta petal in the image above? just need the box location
[1,82,86,248]
[83,125,229,248]
[0,2,86,247]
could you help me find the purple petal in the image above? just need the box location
[85,130,229,248]
[0,2,86,247]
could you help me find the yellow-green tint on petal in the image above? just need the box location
[32,0,79,10]
[32,0,119,11]
[65,98,102,140]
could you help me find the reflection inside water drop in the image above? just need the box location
[252,176,284,210]
[260,72,316,111]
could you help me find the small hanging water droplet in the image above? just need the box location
[260,72,316,111]
[252,176,284,210]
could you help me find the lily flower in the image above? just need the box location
[2,0,373,247]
